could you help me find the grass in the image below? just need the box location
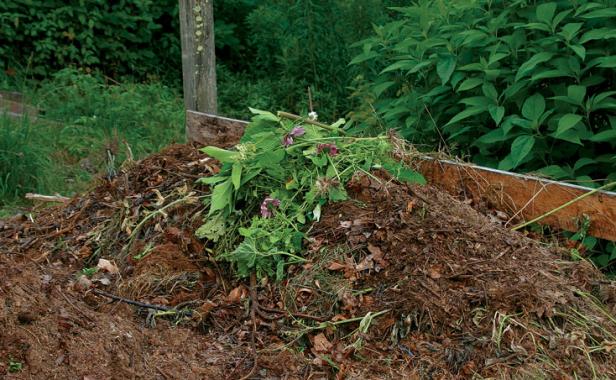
[0,69,185,213]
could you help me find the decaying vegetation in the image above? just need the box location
[1,113,615,379]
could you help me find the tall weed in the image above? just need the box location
[0,116,50,204]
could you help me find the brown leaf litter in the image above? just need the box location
[1,144,615,379]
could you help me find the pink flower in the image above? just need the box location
[260,196,281,218]
[316,143,338,156]
[282,126,306,147]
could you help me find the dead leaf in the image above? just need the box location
[226,286,246,303]
[355,255,374,271]
[96,258,119,274]
[428,266,442,279]
[328,262,347,271]
[406,200,415,212]
[312,333,333,353]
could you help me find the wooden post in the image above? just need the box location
[179,0,218,114]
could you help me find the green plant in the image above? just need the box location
[8,359,22,373]
[0,115,51,204]
[350,0,616,185]
[0,0,181,82]
[197,109,425,280]
[80,267,98,277]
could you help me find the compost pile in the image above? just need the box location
[1,144,616,379]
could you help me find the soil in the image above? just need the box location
[1,144,615,379]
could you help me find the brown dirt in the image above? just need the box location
[1,144,615,379]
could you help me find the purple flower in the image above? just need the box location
[282,126,306,147]
[260,196,281,218]
[316,143,338,156]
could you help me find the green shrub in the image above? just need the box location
[0,0,181,81]
[350,0,616,185]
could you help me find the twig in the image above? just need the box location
[92,288,175,312]
[60,291,90,319]
[238,272,259,380]
[277,111,346,134]
[511,181,616,231]
[25,193,70,203]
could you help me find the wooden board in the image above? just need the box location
[186,111,616,241]
[0,91,38,119]
[187,110,247,148]
[416,159,616,240]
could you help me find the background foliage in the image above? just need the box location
[1,0,401,119]
[350,0,616,185]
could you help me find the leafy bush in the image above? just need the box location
[350,0,616,185]
[0,0,181,81]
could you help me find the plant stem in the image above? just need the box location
[277,111,345,134]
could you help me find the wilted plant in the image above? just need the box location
[197,109,425,280]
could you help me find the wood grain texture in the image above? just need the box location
[179,0,217,114]
[416,159,616,240]
[185,112,616,241]
[186,110,246,148]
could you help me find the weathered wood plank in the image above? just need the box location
[179,0,217,114]
[0,92,38,119]
[416,159,616,241]
[186,110,247,148]
[186,112,616,241]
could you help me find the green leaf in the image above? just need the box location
[436,54,456,85]
[349,50,379,65]
[521,94,545,121]
[574,158,596,171]
[531,69,571,81]
[372,81,396,97]
[590,129,616,143]
[515,52,554,81]
[581,8,616,19]
[209,178,233,214]
[195,213,226,242]
[457,78,483,92]
[580,28,616,44]
[248,107,279,122]
[569,45,585,60]
[536,2,557,24]
[231,163,242,190]
[488,105,505,125]
[482,83,498,102]
[567,85,586,105]
[551,128,583,145]
[537,165,570,179]
[474,128,507,145]
[201,146,240,163]
[499,135,535,170]
[445,106,485,126]
[458,96,491,108]
[596,56,616,68]
[256,149,285,167]
[554,114,583,137]
[559,23,583,41]
[380,60,414,74]
[383,162,426,185]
